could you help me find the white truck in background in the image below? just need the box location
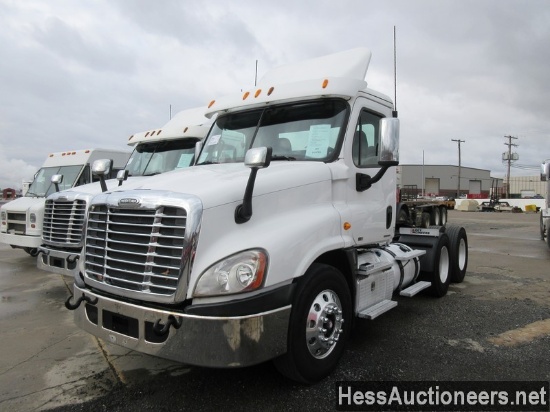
[0,149,130,256]
[66,49,468,383]
[37,107,211,276]
[540,161,550,249]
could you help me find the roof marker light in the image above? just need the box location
[208,100,216,108]
[183,127,188,133]
[322,79,329,89]
[267,87,274,96]
[145,132,150,137]
[156,130,162,135]
[128,135,134,141]
[243,91,250,100]
[254,89,261,98]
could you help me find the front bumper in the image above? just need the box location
[0,232,41,249]
[37,246,80,277]
[72,284,291,367]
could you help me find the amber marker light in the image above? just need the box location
[322,79,329,89]
[343,222,351,230]
[242,91,250,100]
[208,100,216,108]
[267,86,274,96]
[254,89,262,98]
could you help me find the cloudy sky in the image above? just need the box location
[1,0,549,189]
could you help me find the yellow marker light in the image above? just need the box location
[343,222,351,230]
[242,91,250,100]
[267,86,274,96]
[322,79,329,89]
[254,89,262,98]
[208,100,216,108]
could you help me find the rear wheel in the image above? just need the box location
[446,225,468,283]
[273,263,352,384]
[424,234,451,297]
[421,212,431,228]
[431,207,441,226]
[439,206,448,226]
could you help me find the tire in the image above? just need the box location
[446,224,468,283]
[421,212,431,228]
[273,263,352,384]
[431,207,441,226]
[424,233,451,297]
[439,206,448,226]
[540,214,545,241]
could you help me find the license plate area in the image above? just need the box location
[102,310,139,338]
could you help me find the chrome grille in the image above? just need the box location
[43,199,87,245]
[84,204,186,296]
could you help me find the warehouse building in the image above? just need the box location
[397,165,546,199]
[397,165,493,198]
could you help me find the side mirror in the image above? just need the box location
[244,147,272,169]
[92,159,112,192]
[117,169,129,186]
[235,147,273,224]
[379,117,400,166]
[92,159,112,177]
[51,174,64,192]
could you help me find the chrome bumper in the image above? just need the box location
[37,247,80,277]
[72,284,291,367]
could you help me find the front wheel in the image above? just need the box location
[273,263,352,384]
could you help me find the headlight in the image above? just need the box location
[193,249,268,297]
[29,213,36,224]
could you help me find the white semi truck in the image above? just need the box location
[540,161,550,249]
[66,48,468,383]
[37,107,211,277]
[0,149,130,256]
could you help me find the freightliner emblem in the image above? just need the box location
[118,198,140,206]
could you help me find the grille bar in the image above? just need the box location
[43,199,87,245]
[84,204,187,296]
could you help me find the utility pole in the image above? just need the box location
[451,139,465,198]
[503,135,518,198]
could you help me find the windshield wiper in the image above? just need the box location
[271,155,296,161]
[197,161,219,165]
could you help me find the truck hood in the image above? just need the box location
[57,176,149,196]
[0,196,44,214]
[121,162,333,209]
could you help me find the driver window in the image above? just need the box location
[352,109,381,167]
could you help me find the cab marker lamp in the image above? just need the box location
[193,250,267,297]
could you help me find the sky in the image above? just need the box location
[1,0,549,189]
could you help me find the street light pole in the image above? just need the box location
[451,139,465,198]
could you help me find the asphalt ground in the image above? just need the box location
[0,210,549,411]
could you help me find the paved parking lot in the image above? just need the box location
[0,210,549,411]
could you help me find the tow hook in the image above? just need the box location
[67,254,79,263]
[65,293,98,310]
[36,247,49,257]
[152,315,182,336]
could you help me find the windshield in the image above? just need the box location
[26,165,85,197]
[197,99,349,164]
[125,138,200,177]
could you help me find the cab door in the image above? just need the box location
[342,98,396,245]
